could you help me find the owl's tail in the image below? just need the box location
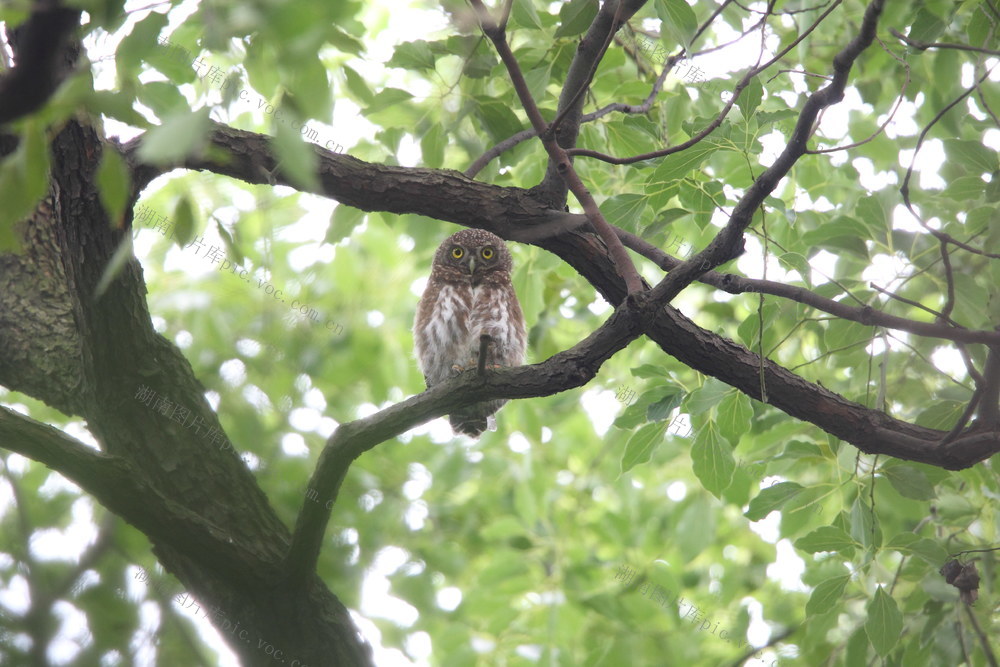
[450,415,488,438]
[449,408,498,438]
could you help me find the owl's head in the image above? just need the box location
[432,229,513,284]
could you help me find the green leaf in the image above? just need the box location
[328,26,365,55]
[646,388,684,422]
[794,526,856,554]
[342,65,375,105]
[601,194,648,230]
[146,40,197,83]
[327,205,365,244]
[138,80,190,119]
[510,0,543,30]
[850,497,880,549]
[801,216,870,258]
[648,142,722,184]
[555,0,598,38]
[914,400,964,429]
[475,98,524,143]
[630,364,671,379]
[285,54,332,121]
[271,119,320,191]
[94,235,135,298]
[776,252,811,284]
[136,108,212,166]
[943,139,998,176]
[116,11,170,74]
[614,388,674,430]
[656,0,698,48]
[0,119,50,235]
[388,40,438,71]
[744,482,805,521]
[737,75,763,120]
[691,427,735,498]
[421,124,446,168]
[172,196,196,247]
[676,495,716,561]
[716,392,752,445]
[881,464,936,500]
[907,8,946,44]
[364,88,414,114]
[947,175,988,202]
[865,586,903,658]
[806,575,850,617]
[620,422,668,475]
[886,534,948,566]
[88,90,150,128]
[96,150,131,228]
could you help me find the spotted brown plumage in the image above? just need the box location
[413,229,527,437]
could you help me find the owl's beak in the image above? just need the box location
[467,256,476,274]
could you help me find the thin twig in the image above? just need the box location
[469,0,645,293]
[899,65,1000,260]
[964,604,999,667]
[609,224,1000,345]
[940,238,956,323]
[889,28,1000,57]
[565,0,844,164]
[806,35,909,154]
[870,283,966,328]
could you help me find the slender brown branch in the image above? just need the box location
[889,28,1000,56]
[469,0,645,293]
[609,223,1000,345]
[979,346,1000,427]
[566,0,844,164]
[547,0,625,137]
[940,238,956,323]
[806,35,910,154]
[644,0,887,305]
[870,283,965,329]
[964,604,999,667]
[900,65,1000,260]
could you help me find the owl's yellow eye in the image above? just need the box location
[451,247,464,259]
[481,247,494,259]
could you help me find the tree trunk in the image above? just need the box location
[0,115,373,666]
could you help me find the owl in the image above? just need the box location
[413,228,527,437]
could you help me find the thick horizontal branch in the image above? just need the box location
[121,121,629,304]
[0,406,281,586]
[283,295,646,586]
[639,304,1000,470]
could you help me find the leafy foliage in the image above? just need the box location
[1,0,998,665]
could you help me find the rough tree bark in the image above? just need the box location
[1,0,998,663]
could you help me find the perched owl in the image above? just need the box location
[413,229,527,437]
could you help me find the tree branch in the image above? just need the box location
[0,406,279,586]
[889,27,1000,57]
[0,2,81,125]
[610,220,1000,345]
[283,295,645,586]
[117,107,999,481]
[469,0,646,294]
[644,0,887,306]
